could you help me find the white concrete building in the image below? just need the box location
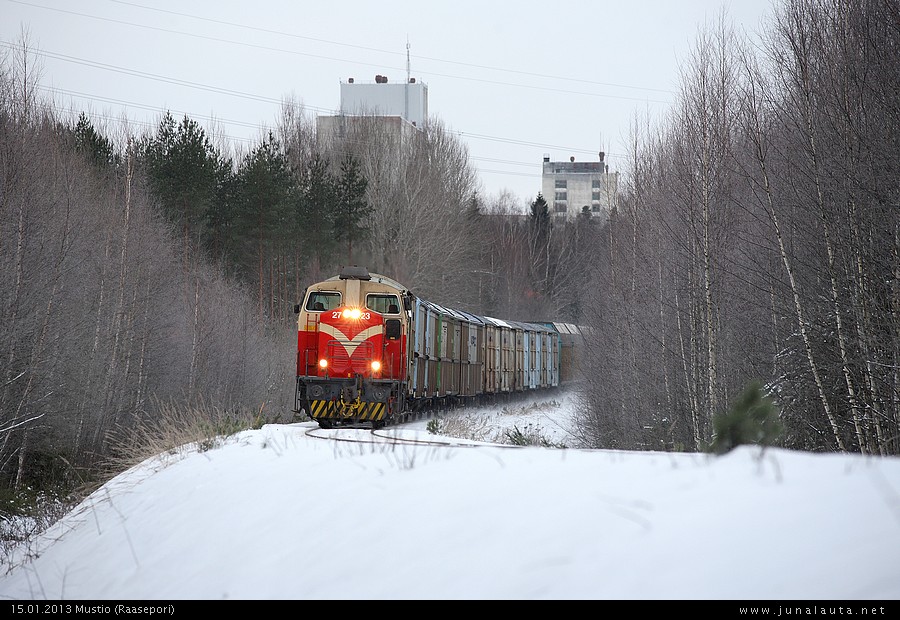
[316,74,427,151]
[541,153,618,221]
[338,74,427,127]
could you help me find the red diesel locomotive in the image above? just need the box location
[293,266,574,428]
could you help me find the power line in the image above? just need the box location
[4,41,621,161]
[42,88,555,180]
[9,0,672,105]
[109,0,674,96]
[32,47,300,107]
[41,86,262,138]
[3,3,633,183]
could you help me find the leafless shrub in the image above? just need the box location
[101,397,267,481]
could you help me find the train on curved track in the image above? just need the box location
[293,266,584,428]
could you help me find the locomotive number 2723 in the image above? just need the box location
[332,311,372,320]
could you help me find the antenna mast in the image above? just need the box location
[405,38,410,122]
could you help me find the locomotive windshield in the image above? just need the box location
[366,294,401,314]
[306,291,341,311]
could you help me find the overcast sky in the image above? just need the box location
[2,0,776,209]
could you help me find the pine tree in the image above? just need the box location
[333,154,371,265]
[205,156,237,269]
[709,381,783,454]
[299,152,338,276]
[234,131,294,317]
[140,112,228,266]
[73,112,115,171]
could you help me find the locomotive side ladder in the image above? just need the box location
[301,312,320,373]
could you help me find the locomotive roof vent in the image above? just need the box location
[339,265,371,280]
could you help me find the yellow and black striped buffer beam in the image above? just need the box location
[309,400,386,421]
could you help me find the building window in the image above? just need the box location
[554,202,567,213]
[555,191,566,201]
[592,179,602,189]
[555,179,567,189]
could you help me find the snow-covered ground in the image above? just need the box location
[2,390,899,600]
[401,388,582,447]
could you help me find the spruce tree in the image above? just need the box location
[528,192,552,302]
[529,192,550,225]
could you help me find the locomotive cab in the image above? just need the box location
[294,267,409,428]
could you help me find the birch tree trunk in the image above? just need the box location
[738,43,847,451]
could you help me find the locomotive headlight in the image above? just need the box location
[346,308,362,320]
[371,360,381,372]
[318,359,328,369]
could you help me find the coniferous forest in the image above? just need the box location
[1,0,898,506]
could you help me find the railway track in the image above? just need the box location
[303,423,520,449]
